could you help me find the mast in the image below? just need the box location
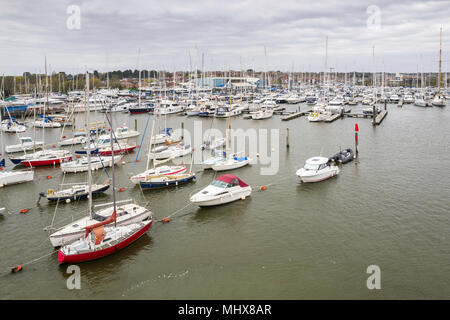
[86,71,93,218]
[438,27,442,98]
[324,36,328,87]
[109,102,117,226]
[373,45,376,104]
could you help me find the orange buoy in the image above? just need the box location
[76,155,81,158]
[46,175,52,179]
[52,145,56,148]
[20,209,29,214]
[161,217,170,223]
[62,135,66,139]
[119,188,125,192]
[11,265,23,273]
[260,186,267,191]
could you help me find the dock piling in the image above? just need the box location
[286,128,290,148]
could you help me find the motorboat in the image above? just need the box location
[31,119,61,128]
[186,104,202,116]
[130,165,187,184]
[414,96,429,107]
[403,94,414,104]
[214,105,242,118]
[115,125,140,140]
[325,96,345,114]
[252,107,274,120]
[5,137,43,153]
[329,148,354,164]
[57,219,152,263]
[61,155,123,173]
[49,201,152,247]
[296,156,339,183]
[362,106,381,116]
[389,94,400,104]
[190,174,252,207]
[153,101,185,115]
[39,183,110,203]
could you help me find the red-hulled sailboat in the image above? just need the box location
[57,73,152,263]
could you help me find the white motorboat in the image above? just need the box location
[115,125,140,140]
[307,111,329,122]
[403,94,414,104]
[414,97,429,107]
[49,202,152,247]
[215,105,243,118]
[190,174,252,207]
[5,137,43,153]
[0,169,34,187]
[296,156,339,183]
[211,152,251,171]
[325,96,345,114]
[130,165,187,184]
[61,155,123,173]
[389,94,400,104]
[252,108,274,120]
[153,101,185,115]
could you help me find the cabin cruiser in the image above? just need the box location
[5,137,43,153]
[252,107,274,120]
[325,96,345,114]
[190,174,252,207]
[414,96,429,107]
[115,125,140,140]
[296,156,339,183]
[153,100,185,115]
[389,94,400,104]
[215,105,243,118]
[362,106,381,116]
[403,94,414,104]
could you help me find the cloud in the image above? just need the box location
[0,0,449,74]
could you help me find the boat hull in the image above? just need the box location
[57,220,152,264]
[22,156,72,167]
[0,170,34,187]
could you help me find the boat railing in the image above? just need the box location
[94,199,133,208]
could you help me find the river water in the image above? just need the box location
[1,102,449,299]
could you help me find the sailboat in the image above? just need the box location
[432,27,446,107]
[9,58,72,167]
[130,114,187,184]
[50,71,152,249]
[211,79,251,172]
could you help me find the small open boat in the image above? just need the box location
[190,174,252,207]
[329,148,354,164]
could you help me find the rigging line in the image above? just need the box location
[132,112,151,171]
[48,171,67,229]
[1,249,59,276]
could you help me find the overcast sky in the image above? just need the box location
[1,0,449,75]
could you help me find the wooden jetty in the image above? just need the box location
[324,114,341,123]
[281,110,311,121]
[374,110,388,125]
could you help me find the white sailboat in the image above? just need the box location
[49,71,152,248]
[432,27,446,107]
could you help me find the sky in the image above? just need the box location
[0,0,449,75]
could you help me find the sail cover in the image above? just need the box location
[216,174,249,188]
